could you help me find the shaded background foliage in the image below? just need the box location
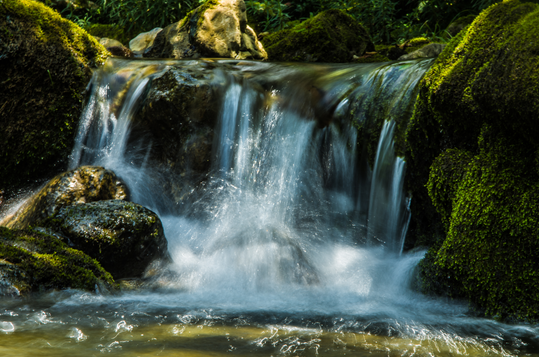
[42,0,506,44]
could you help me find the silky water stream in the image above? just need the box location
[1,58,538,356]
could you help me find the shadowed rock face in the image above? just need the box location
[51,200,171,279]
[3,166,127,230]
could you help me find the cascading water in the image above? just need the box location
[69,58,426,295]
[2,58,539,356]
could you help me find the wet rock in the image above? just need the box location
[3,166,127,230]
[144,0,267,60]
[50,200,171,279]
[129,27,163,57]
[0,227,115,296]
[398,43,446,60]
[262,9,374,62]
[0,0,109,193]
[132,63,221,200]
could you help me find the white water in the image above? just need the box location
[69,59,426,298]
[3,58,538,356]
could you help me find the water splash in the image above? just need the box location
[69,58,432,294]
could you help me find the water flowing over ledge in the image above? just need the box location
[2,58,539,356]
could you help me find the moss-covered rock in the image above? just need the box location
[421,128,539,321]
[0,226,115,296]
[405,0,539,320]
[405,0,539,248]
[0,0,109,194]
[3,166,127,230]
[262,9,374,63]
[48,200,170,279]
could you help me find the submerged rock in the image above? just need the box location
[0,227,115,296]
[405,0,539,321]
[141,0,266,60]
[0,0,109,193]
[3,166,127,230]
[262,9,374,62]
[50,200,170,279]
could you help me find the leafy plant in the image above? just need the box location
[246,0,293,31]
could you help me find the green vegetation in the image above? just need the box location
[262,9,374,62]
[0,227,115,294]
[0,0,109,195]
[39,0,508,44]
[405,0,539,321]
[421,128,539,321]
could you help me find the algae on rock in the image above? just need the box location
[262,9,374,62]
[0,227,115,296]
[0,0,109,194]
[405,0,539,321]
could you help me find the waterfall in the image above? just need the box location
[70,58,432,300]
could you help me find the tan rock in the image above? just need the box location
[2,166,127,229]
[144,0,266,60]
[129,27,163,57]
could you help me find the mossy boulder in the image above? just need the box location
[3,166,127,230]
[405,0,539,247]
[262,9,374,62]
[404,0,539,320]
[0,0,109,194]
[0,226,115,296]
[421,129,539,321]
[48,200,170,279]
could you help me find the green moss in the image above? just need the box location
[0,0,109,194]
[404,0,539,248]
[427,148,473,230]
[420,128,539,321]
[407,37,430,47]
[261,9,374,62]
[0,227,115,294]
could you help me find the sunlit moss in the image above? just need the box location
[406,0,539,321]
[0,0,109,193]
[0,227,115,294]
